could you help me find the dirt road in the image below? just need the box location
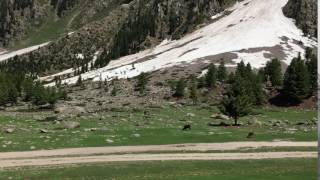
[0,141,316,168]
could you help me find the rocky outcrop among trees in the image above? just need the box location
[283,0,317,37]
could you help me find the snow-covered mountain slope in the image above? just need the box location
[46,0,316,85]
[0,42,50,62]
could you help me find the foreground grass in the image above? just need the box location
[0,106,316,152]
[0,158,316,180]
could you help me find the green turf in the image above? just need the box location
[0,106,316,152]
[0,158,316,180]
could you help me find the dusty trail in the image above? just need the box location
[0,141,316,159]
[0,152,316,168]
[0,141,316,168]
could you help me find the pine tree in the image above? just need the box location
[173,78,186,98]
[197,76,206,88]
[234,61,264,105]
[265,58,282,87]
[257,68,267,83]
[47,87,58,106]
[306,54,318,94]
[236,61,247,78]
[251,73,265,105]
[305,47,313,60]
[217,60,227,82]
[205,63,217,88]
[7,84,18,104]
[111,79,119,96]
[22,77,34,102]
[220,76,252,125]
[135,72,149,95]
[283,55,310,102]
[227,72,235,84]
[76,75,82,86]
[189,76,198,105]
[111,86,118,96]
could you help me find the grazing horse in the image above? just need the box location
[182,124,191,131]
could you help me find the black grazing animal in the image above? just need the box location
[246,132,255,139]
[182,125,191,131]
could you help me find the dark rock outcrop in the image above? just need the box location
[283,0,317,37]
[0,0,50,46]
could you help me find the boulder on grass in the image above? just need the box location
[54,106,86,117]
[5,128,15,134]
[210,113,230,120]
[63,121,80,129]
[247,118,262,126]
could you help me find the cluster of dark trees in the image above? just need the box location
[133,48,317,126]
[171,61,228,103]
[222,48,317,125]
[0,72,67,107]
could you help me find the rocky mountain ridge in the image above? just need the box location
[0,0,237,76]
[283,0,317,37]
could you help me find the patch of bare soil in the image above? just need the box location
[0,141,316,168]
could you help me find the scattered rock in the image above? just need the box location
[40,129,48,133]
[208,121,231,127]
[106,139,114,143]
[43,116,59,122]
[63,121,81,129]
[5,128,15,134]
[247,118,262,126]
[132,133,141,138]
[84,128,97,132]
[271,120,283,127]
[55,106,86,117]
[38,103,53,109]
[211,113,230,120]
[186,113,195,117]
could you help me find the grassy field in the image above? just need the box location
[0,106,316,152]
[0,158,316,180]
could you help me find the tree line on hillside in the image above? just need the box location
[133,48,317,125]
[0,72,67,107]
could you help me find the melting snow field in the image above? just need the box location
[0,42,50,62]
[44,0,316,85]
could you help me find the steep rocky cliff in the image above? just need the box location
[0,0,49,46]
[0,0,84,47]
[283,0,317,37]
[0,0,237,76]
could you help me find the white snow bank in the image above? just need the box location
[0,42,50,62]
[47,0,316,86]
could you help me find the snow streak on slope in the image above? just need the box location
[47,0,316,85]
[0,42,50,62]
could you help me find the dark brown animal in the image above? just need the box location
[182,125,191,131]
[246,132,255,138]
